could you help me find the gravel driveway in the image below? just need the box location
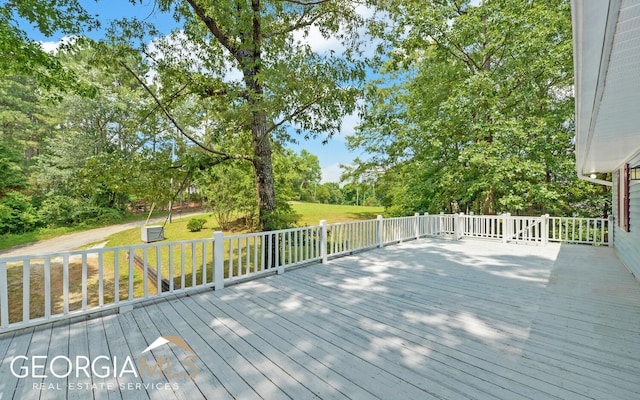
[0,212,203,258]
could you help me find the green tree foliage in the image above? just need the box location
[111,0,366,230]
[195,160,257,230]
[34,43,178,216]
[2,2,346,235]
[350,0,608,217]
[0,141,26,196]
[0,139,38,234]
[315,182,343,204]
[0,75,52,166]
[0,1,97,92]
[273,148,321,201]
[0,191,39,234]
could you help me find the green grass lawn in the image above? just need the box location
[292,202,384,226]
[104,202,385,247]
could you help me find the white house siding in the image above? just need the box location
[613,151,640,279]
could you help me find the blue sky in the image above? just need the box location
[23,0,367,183]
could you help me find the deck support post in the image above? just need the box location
[213,231,225,291]
[320,220,328,263]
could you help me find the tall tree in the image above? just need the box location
[34,43,177,212]
[0,75,52,167]
[351,0,607,216]
[0,141,25,197]
[112,0,366,229]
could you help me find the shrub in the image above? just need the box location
[0,191,40,234]
[38,195,80,226]
[39,195,124,227]
[72,206,123,225]
[187,218,207,232]
[262,200,300,230]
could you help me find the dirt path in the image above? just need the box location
[0,211,204,258]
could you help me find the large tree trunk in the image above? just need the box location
[250,105,278,268]
[251,110,276,230]
[181,0,277,231]
[234,0,275,231]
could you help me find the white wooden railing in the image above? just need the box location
[548,217,610,245]
[0,213,610,332]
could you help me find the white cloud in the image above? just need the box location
[321,163,346,183]
[146,30,243,83]
[335,108,360,141]
[292,4,378,57]
[40,41,61,53]
[39,36,76,53]
[294,25,344,54]
[223,65,243,82]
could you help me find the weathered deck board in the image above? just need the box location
[157,298,262,400]
[0,239,639,399]
[257,256,587,399]
[13,324,52,400]
[99,315,146,400]
[139,303,210,400]
[233,280,531,400]
[277,259,624,399]
[41,321,69,400]
[192,291,379,400]
[177,295,349,400]
[0,327,33,398]
[66,318,91,400]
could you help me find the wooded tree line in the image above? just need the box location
[0,58,344,234]
[351,0,609,217]
[1,0,608,236]
[1,0,367,235]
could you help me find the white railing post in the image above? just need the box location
[454,213,461,240]
[277,232,285,273]
[541,214,549,246]
[424,212,429,236]
[545,214,550,245]
[0,261,7,328]
[44,258,51,317]
[213,231,225,291]
[502,213,511,243]
[22,261,29,323]
[320,220,328,263]
[376,215,384,247]
[608,215,614,247]
[414,212,420,240]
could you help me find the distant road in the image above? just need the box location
[0,211,204,258]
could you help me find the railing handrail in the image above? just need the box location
[225,225,321,240]
[0,237,217,264]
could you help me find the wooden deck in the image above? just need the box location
[1,239,639,399]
